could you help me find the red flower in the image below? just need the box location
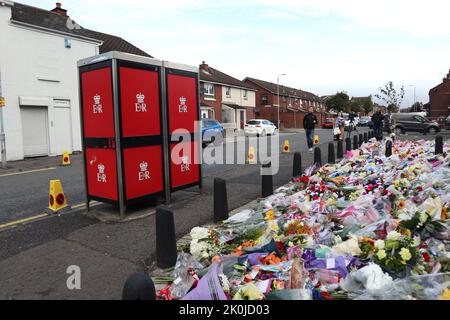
[422,252,430,262]
[275,241,286,254]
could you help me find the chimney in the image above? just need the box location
[200,61,209,70]
[51,2,68,16]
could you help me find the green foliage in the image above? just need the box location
[325,91,350,113]
[375,81,404,113]
[350,96,373,115]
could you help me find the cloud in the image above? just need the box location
[19,0,450,106]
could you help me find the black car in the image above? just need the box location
[391,113,440,134]
[445,115,450,130]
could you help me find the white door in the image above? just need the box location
[21,106,49,157]
[53,104,73,155]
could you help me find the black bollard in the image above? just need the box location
[337,140,344,159]
[328,142,335,164]
[345,137,352,152]
[292,152,302,178]
[156,205,177,269]
[314,147,322,166]
[213,178,228,223]
[385,140,392,157]
[359,134,363,146]
[435,135,443,155]
[122,272,156,300]
[353,135,358,150]
[261,161,273,198]
[364,132,368,143]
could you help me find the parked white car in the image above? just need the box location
[244,119,278,136]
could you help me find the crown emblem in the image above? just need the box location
[139,161,148,172]
[97,163,105,174]
[179,96,187,105]
[181,156,189,164]
[94,94,101,104]
[136,92,145,103]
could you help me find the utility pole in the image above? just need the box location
[277,73,286,129]
[0,66,6,169]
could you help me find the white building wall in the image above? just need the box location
[0,5,99,160]
[221,86,256,108]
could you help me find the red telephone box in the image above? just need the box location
[78,52,201,217]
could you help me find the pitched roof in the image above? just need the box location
[10,2,152,57]
[244,77,322,102]
[199,65,255,90]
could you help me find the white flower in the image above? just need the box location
[386,230,402,241]
[419,212,428,224]
[399,248,412,261]
[374,240,385,250]
[413,236,421,247]
[190,227,210,240]
[190,237,211,261]
[376,249,387,260]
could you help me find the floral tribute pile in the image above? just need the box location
[157,138,450,300]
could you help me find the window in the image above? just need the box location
[225,87,231,97]
[282,96,287,102]
[222,107,234,124]
[204,83,214,97]
[261,95,268,104]
[243,90,248,100]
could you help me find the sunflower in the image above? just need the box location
[397,200,406,210]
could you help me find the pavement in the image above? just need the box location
[0,127,422,300]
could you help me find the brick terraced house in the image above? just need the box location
[199,62,256,135]
[428,69,450,120]
[243,77,324,129]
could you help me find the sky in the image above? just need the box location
[20,0,450,108]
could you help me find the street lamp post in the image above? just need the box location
[408,85,416,111]
[277,73,286,129]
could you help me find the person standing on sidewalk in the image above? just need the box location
[371,107,383,141]
[335,112,345,141]
[303,107,318,152]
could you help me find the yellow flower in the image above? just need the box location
[439,288,450,300]
[397,200,406,210]
[399,248,412,261]
[376,249,387,260]
[442,207,448,221]
[265,210,274,220]
[401,228,412,238]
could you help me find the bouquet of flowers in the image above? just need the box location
[372,231,423,276]
[189,227,222,262]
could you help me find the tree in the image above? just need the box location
[350,96,373,115]
[375,81,404,113]
[325,91,350,113]
[361,96,374,115]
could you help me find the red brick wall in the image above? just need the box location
[246,107,255,121]
[429,76,450,118]
[243,79,325,128]
[200,82,223,121]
